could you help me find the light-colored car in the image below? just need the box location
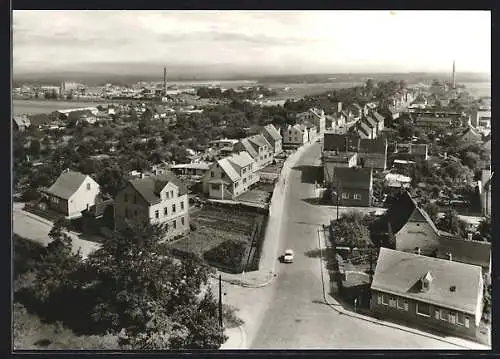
[283,249,294,263]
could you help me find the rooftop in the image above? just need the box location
[372,247,483,315]
[44,170,90,200]
[129,172,187,205]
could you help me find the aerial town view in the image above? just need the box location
[12,10,491,351]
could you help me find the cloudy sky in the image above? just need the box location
[13,10,491,75]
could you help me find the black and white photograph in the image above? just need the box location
[12,10,491,351]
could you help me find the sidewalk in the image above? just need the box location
[216,137,320,289]
[316,227,491,350]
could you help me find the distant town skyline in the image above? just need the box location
[13,10,491,76]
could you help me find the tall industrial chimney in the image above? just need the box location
[452,60,456,89]
[163,66,167,96]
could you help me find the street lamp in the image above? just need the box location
[331,179,342,221]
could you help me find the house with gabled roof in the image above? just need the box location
[13,115,31,132]
[41,169,101,219]
[382,191,491,274]
[459,126,482,145]
[358,137,388,170]
[360,115,378,139]
[234,134,273,169]
[371,247,484,341]
[261,124,283,155]
[371,111,385,134]
[283,124,308,148]
[328,167,373,207]
[297,107,326,134]
[356,119,375,139]
[114,171,189,239]
[202,151,259,200]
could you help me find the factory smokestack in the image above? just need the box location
[163,67,167,96]
[452,60,456,89]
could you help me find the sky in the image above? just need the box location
[12,10,491,76]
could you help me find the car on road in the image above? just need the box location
[283,249,294,263]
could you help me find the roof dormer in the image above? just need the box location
[420,271,433,292]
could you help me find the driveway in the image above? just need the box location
[240,142,466,349]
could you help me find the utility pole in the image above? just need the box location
[218,274,223,329]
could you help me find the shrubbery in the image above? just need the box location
[204,240,248,274]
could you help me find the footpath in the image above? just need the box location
[315,227,490,351]
[216,136,321,289]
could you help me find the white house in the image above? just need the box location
[283,124,309,147]
[41,170,101,219]
[202,151,259,200]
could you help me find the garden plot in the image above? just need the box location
[169,205,261,259]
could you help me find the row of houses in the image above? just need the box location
[370,191,491,341]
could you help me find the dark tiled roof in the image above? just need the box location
[263,124,282,141]
[359,138,387,154]
[27,113,50,127]
[357,121,372,136]
[44,171,89,200]
[437,237,491,268]
[361,116,377,129]
[383,191,417,234]
[332,167,372,190]
[323,133,359,151]
[372,248,483,315]
[129,172,187,205]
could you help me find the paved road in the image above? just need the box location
[249,141,463,349]
[13,205,101,259]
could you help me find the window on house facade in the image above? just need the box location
[166,191,170,199]
[416,302,430,317]
[389,297,397,308]
[354,193,361,200]
[180,201,184,210]
[380,294,388,305]
[456,312,464,326]
[397,298,408,311]
[341,193,349,199]
[181,217,185,226]
[171,190,174,198]
[173,220,177,229]
[464,317,470,328]
[448,312,457,324]
[211,171,215,178]
[243,178,247,184]
[164,207,168,216]
[87,183,91,190]
[439,309,448,321]
[155,210,159,219]
[172,204,176,213]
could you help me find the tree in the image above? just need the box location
[423,201,440,224]
[329,211,371,249]
[437,209,468,239]
[28,139,41,157]
[96,166,127,197]
[461,151,480,171]
[31,219,82,303]
[473,218,491,242]
[83,221,224,349]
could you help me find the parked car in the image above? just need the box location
[283,249,294,263]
